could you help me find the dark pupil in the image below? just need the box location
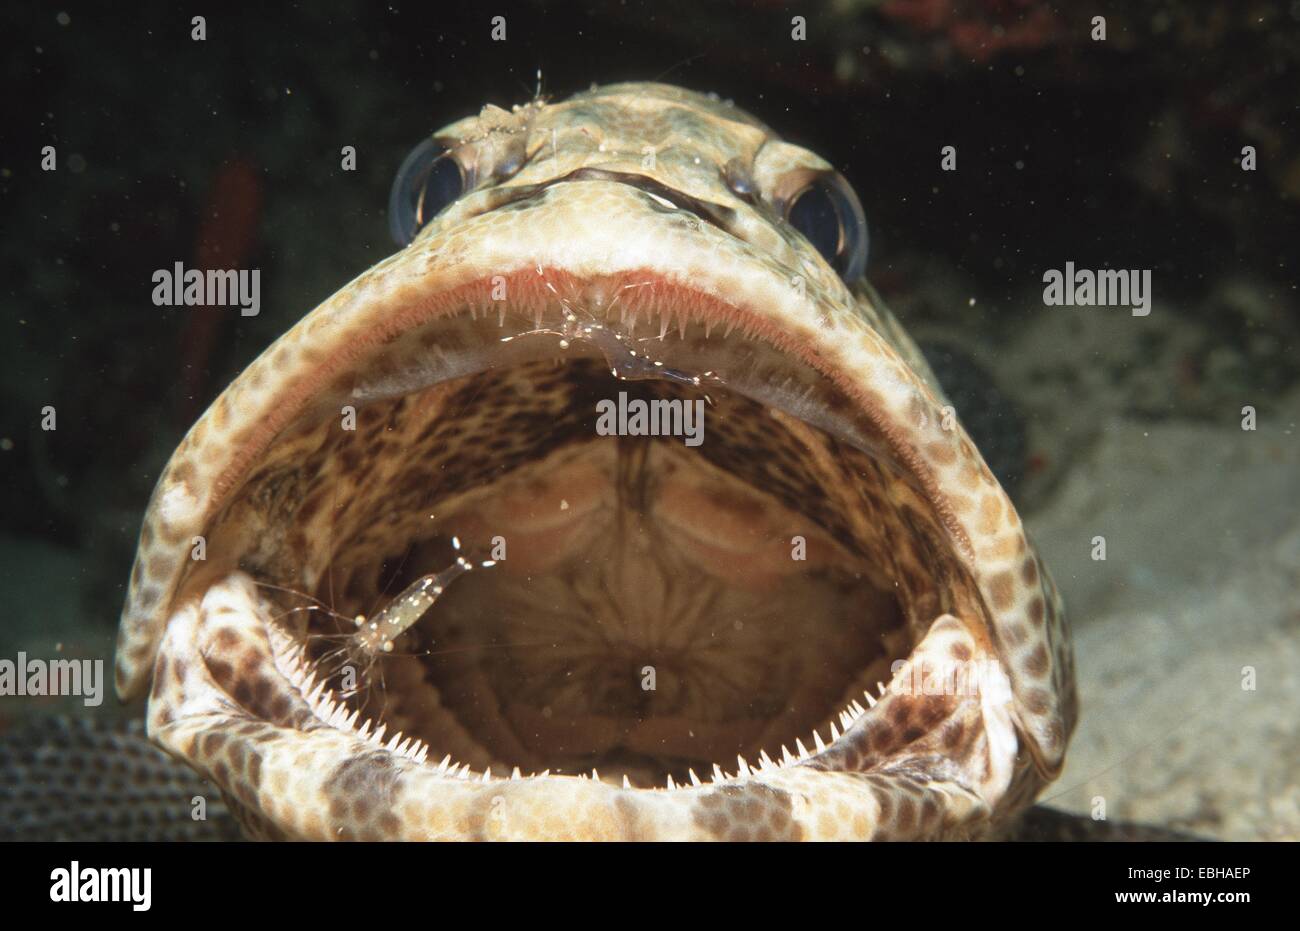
[417,157,464,226]
[787,185,842,265]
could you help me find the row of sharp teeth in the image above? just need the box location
[280,636,893,791]
[279,642,432,765]
[462,285,752,344]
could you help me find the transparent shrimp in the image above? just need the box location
[257,537,495,703]
[499,268,719,392]
[346,537,495,660]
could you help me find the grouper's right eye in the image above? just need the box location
[388,138,467,246]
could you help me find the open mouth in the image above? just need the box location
[192,275,1009,803]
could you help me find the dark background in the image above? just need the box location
[1,0,1296,668]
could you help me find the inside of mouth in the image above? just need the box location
[213,296,984,787]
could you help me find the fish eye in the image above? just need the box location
[783,172,869,283]
[388,137,467,246]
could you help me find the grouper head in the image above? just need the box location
[115,82,1075,840]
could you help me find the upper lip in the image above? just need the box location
[481,167,742,236]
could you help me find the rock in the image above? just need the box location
[1026,396,1300,839]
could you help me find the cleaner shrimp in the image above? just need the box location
[257,536,496,709]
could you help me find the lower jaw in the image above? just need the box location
[155,568,1017,840]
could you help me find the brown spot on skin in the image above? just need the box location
[926,442,956,465]
[270,344,294,370]
[269,695,291,722]
[171,459,196,487]
[232,679,253,707]
[988,535,1024,560]
[978,495,1002,534]
[693,785,795,840]
[896,796,917,833]
[989,571,1015,610]
[299,810,326,839]
[1021,557,1039,586]
[212,396,230,431]
[1024,644,1050,678]
[886,700,910,726]
[331,372,355,394]
[918,700,950,728]
[1003,621,1029,648]
[322,751,403,833]
[1024,688,1052,715]
[945,493,974,517]
[816,813,836,837]
[699,811,728,836]
[251,676,272,706]
[941,721,966,749]
[239,649,266,680]
[868,723,895,753]
[921,794,940,824]
[1027,597,1046,628]
[950,641,972,662]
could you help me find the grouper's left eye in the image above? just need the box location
[388,137,466,246]
[782,171,869,283]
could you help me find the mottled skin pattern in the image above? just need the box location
[115,83,1076,840]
